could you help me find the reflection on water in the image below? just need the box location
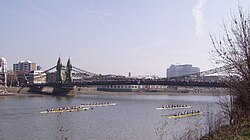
[0,93,222,140]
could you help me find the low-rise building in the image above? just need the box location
[45,72,57,83]
[97,84,167,92]
[143,85,167,92]
[97,85,140,92]
[29,70,46,84]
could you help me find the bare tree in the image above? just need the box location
[210,6,250,122]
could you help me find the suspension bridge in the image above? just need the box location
[26,57,228,95]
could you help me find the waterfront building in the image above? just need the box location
[29,70,46,84]
[97,85,140,92]
[6,70,18,86]
[97,85,167,92]
[167,64,200,78]
[13,60,37,72]
[144,85,167,92]
[46,72,56,83]
[13,60,37,85]
[46,71,67,83]
[72,72,84,83]
[37,65,42,71]
[0,57,7,86]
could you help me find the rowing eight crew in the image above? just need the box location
[161,104,189,108]
[173,110,201,116]
[47,105,91,112]
[81,102,112,106]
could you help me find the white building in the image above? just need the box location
[167,64,200,78]
[29,70,46,84]
[0,57,7,73]
[0,57,7,86]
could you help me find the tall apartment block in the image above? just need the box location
[13,60,37,73]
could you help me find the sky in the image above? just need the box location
[0,0,250,77]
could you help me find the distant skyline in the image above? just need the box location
[0,0,249,77]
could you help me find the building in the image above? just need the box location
[72,73,85,83]
[46,72,56,83]
[13,61,37,85]
[143,85,167,92]
[97,85,167,92]
[13,60,37,73]
[37,65,42,71]
[0,57,7,86]
[97,85,140,92]
[167,64,200,78]
[29,70,46,84]
[6,70,18,87]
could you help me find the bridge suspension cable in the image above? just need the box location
[72,66,97,77]
[33,66,57,77]
[173,64,234,78]
[199,64,233,76]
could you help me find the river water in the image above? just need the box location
[0,93,223,140]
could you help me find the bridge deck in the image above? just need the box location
[28,80,227,88]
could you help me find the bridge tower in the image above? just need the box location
[56,57,63,83]
[65,58,72,83]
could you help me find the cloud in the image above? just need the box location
[192,0,206,39]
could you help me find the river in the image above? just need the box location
[0,93,223,140]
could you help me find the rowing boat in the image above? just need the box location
[156,105,191,110]
[167,112,203,119]
[82,103,116,107]
[40,107,90,114]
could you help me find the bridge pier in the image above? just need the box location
[29,85,75,95]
